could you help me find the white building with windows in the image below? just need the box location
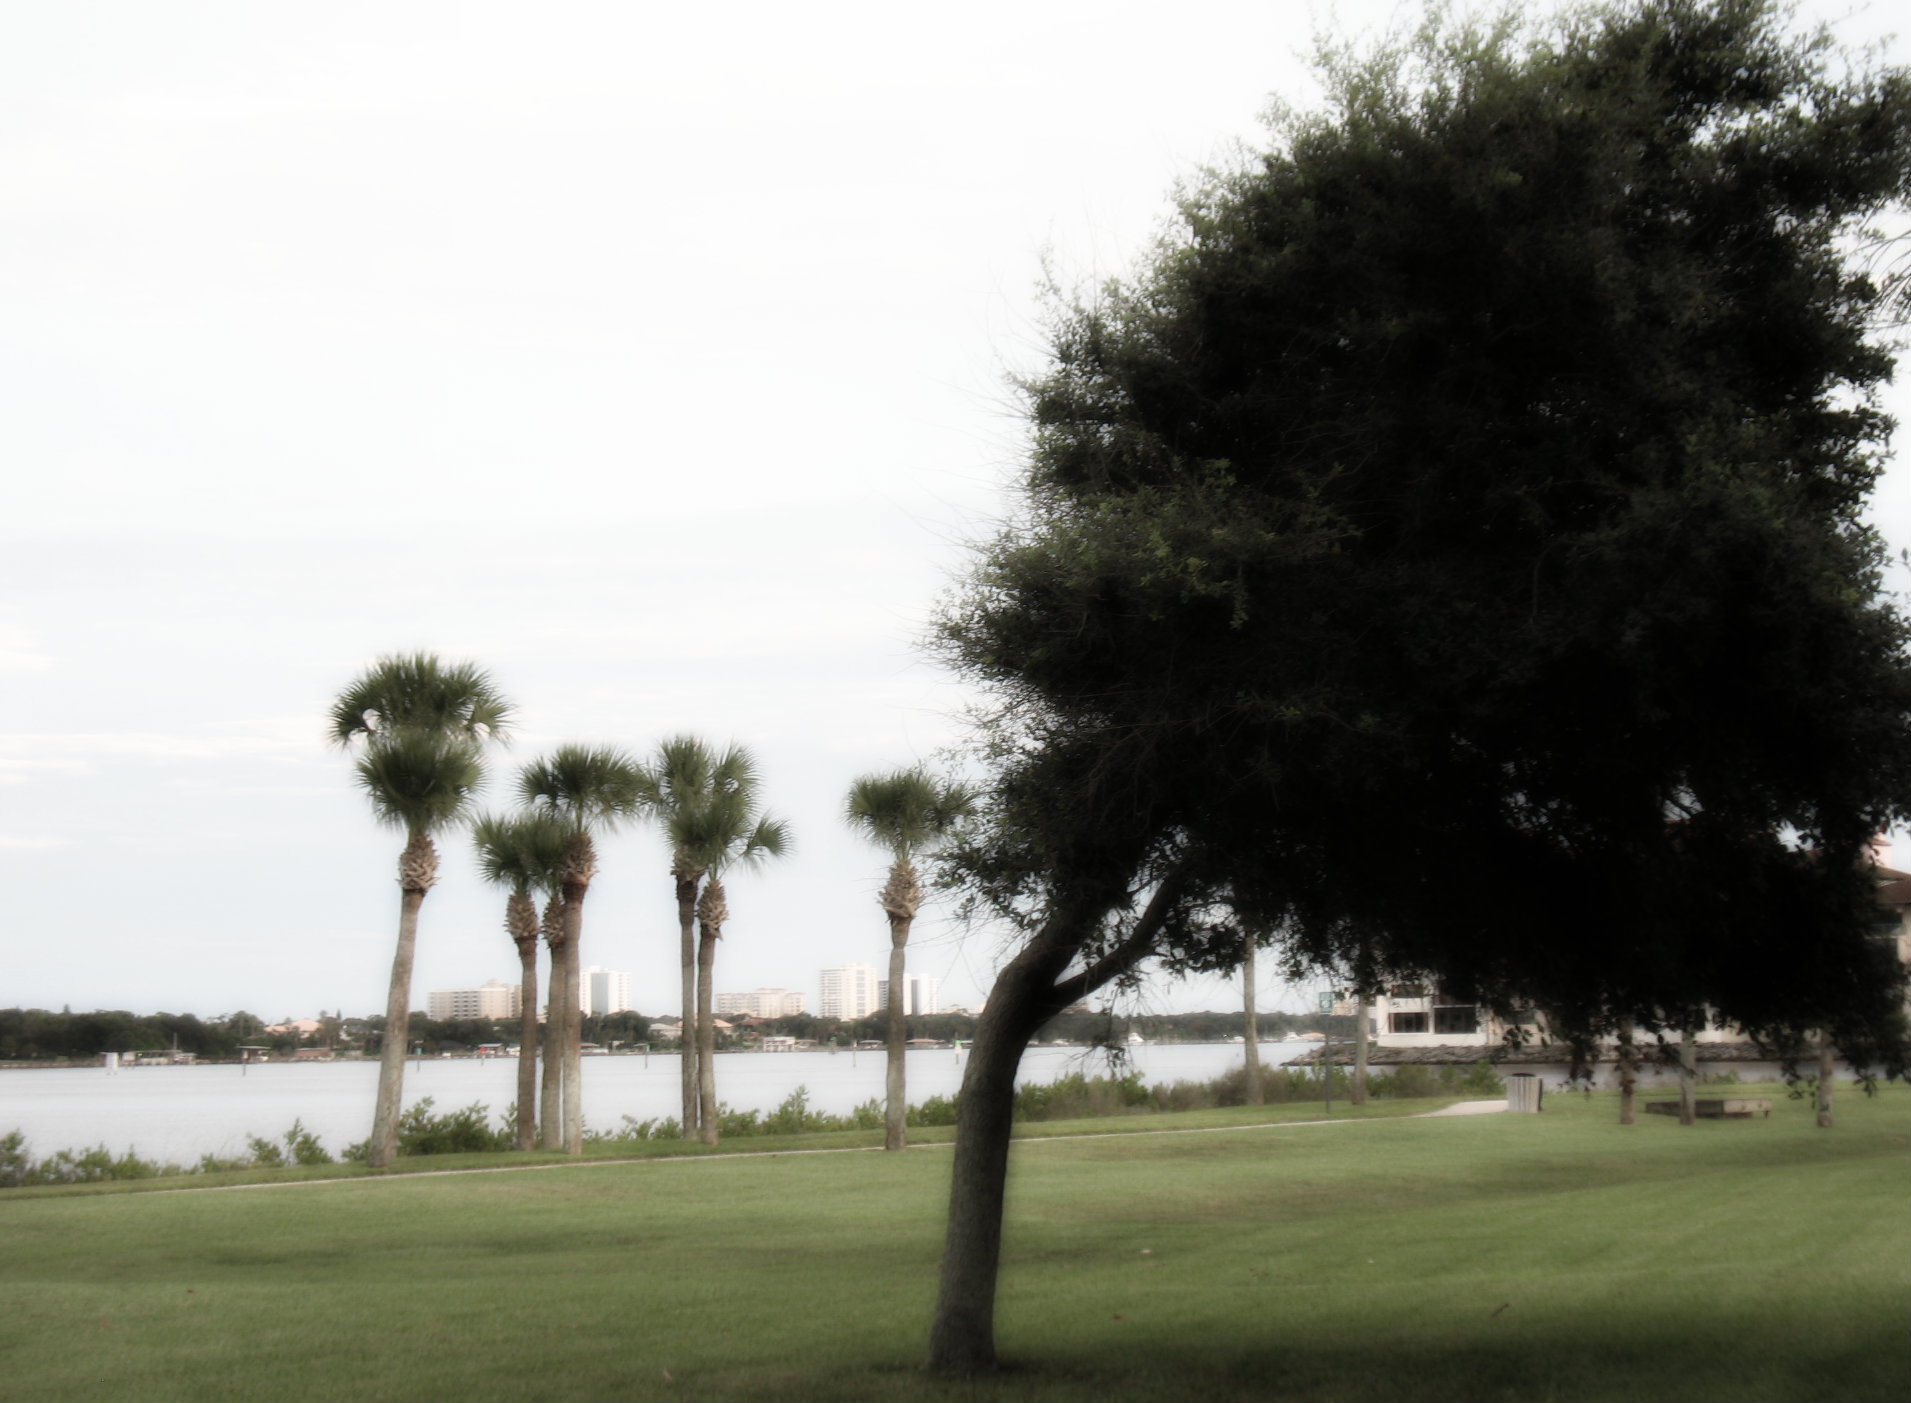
[427,980,520,1021]
[877,974,940,1016]
[582,967,633,1017]
[818,963,879,1020]
[716,987,807,1017]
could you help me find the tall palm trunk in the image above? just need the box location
[696,878,727,1146]
[368,831,436,1169]
[539,896,565,1151]
[561,903,584,1153]
[1816,1030,1835,1129]
[1241,939,1263,1107]
[1352,993,1370,1105]
[1617,1017,1638,1125]
[509,891,540,1152]
[675,866,701,1138]
[883,857,921,1150]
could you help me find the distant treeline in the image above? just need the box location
[2,1004,1345,1062]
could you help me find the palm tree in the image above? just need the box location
[518,745,643,1154]
[472,811,569,1151]
[693,805,790,1146]
[634,737,762,1139]
[846,768,975,1151]
[330,653,513,1170]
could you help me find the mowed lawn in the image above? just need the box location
[0,1087,1905,1403]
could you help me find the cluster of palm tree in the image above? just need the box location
[334,654,974,1162]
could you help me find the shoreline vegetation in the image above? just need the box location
[1,1063,1504,1190]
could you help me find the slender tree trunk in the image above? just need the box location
[368,833,435,1170]
[1816,1030,1835,1129]
[1241,939,1263,1107]
[886,914,912,1149]
[562,883,587,1155]
[696,878,727,1147]
[539,896,565,1151]
[882,856,922,1152]
[515,934,539,1152]
[676,870,701,1139]
[1617,1018,1637,1125]
[1678,1025,1697,1126]
[1352,994,1370,1105]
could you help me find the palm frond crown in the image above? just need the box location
[518,744,645,835]
[329,652,515,748]
[637,736,779,873]
[846,768,977,861]
[471,810,572,896]
[354,729,486,837]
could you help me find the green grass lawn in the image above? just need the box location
[0,1086,1904,1402]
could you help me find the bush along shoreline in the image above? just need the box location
[0,1062,1506,1187]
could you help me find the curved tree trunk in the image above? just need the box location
[514,931,539,1152]
[883,857,921,1151]
[696,877,727,1146]
[1617,1018,1638,1125]
[1678,1024,1697,1126]
[368,832,436,1170]
[561,885,587,1155]
[1241,938,1263,1107]
[1816,1030,1835,1129]
[676,869,701,1139]
[1352,994,1370,1105]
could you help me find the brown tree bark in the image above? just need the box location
[696,878,726,1147]
[1617,1018,1638,1125]
[1241,939,1263,1107]
[1352,994,1371,1106]
[676,869,701,1139]
[1678,1025,1697,1126]
[883,858,921,1151]
[561,892,585,1155]
[1816,1030,1835,1129]
[513,929,539,1152]
[925,872,1184,1373]
[539,895,565,1151]
[367,833,435,1170]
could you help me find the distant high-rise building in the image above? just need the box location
[582,967,633,1017]
[818,963,879,1020]
[716,988,808,1017]
[427,980,520,1021]
[877,975,941,1017]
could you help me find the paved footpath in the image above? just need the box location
[163,1100,1510,1193]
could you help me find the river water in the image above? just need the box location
[0,1041,1319,1164]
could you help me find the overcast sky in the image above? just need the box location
[4,0,1907,1025]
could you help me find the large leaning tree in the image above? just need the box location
[329,653,513,1170]
[924,0,1911,1372]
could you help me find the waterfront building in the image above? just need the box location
[818,963,879,1019]
[716,987,808,1017]
[877,975,941,1016]
[582,966,634,1016]
[427,980,520,1021]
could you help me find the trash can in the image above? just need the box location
[1507,1073,1542,1113]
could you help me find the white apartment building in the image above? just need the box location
[877,975,941,1017]
[819,963,879,1020]
[427,980,520,1022]
[716,987,808,1017]
[582,967,634,1017]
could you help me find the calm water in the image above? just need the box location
[0,1041,1317,1163]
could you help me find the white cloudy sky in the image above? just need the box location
[3,0,1907,1024]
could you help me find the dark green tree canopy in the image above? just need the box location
[940,0,1911,1054]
